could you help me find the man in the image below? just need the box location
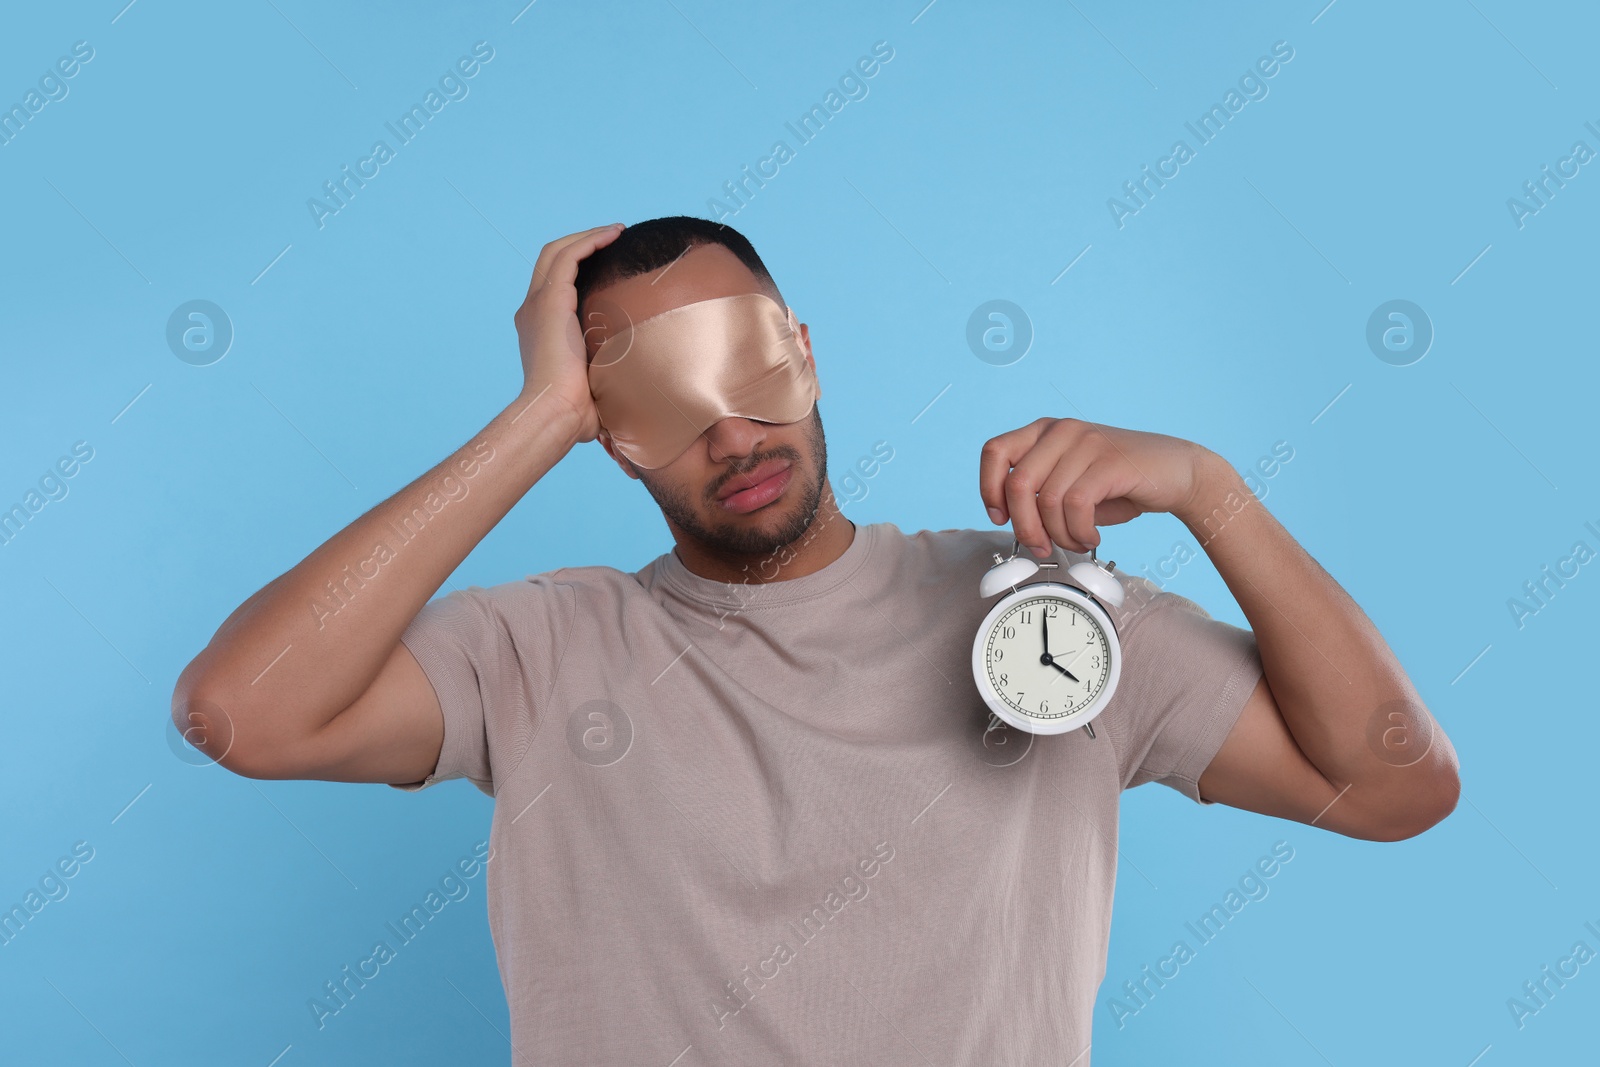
[172,216,1459,1063]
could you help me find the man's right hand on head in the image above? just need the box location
[513,223,625,445]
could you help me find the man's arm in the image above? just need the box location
[170,224,621,783]
[1175,452,1459,841]
[978,417,1460,842]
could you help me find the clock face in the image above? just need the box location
[982,594,1111,724]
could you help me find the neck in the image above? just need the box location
[670,483,856,584]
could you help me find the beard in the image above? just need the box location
[634,404,829,560]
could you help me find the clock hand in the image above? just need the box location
[1046,659,1079,683]
[1039,650,1079,684]
[1054,642,1092,678]
[1042,610,1049,655]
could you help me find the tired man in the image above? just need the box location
[172,216,1459,1064]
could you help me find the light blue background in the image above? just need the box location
[2,1,1594,1063]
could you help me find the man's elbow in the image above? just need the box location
[169,676,289,781]
[1355,764,1461,843]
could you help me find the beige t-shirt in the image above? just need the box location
[391,520,1263,1064]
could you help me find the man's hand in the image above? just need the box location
[512,223,626,444]
[978,417,1220,557]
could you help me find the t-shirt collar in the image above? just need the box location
[652,517,877,611]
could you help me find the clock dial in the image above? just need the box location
[983,595,1110,723]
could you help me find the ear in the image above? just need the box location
[789,308,822,402]
[596,427,642,481]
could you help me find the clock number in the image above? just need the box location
[1045,604,1059,617]
[1091,654,1100,669]
[1039,699,1049,714]
[1002,625,1016,640]
[993,647,1004,661]
[998,672,1009,687]
[1020,610,1032,624]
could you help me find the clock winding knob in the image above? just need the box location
[1067,557,1125,608]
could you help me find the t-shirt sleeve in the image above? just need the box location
[1100,573,1264,804]
[387,576,571,796]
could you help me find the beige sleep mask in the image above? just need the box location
[587,292,819,469]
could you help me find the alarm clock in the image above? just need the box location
[972,539,1127,737]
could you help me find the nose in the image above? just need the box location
[702,416,769,464]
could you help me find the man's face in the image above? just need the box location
[632,403,830,557]
[580,244,830,559]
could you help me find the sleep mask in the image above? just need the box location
[586,292,819,470]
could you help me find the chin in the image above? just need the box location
[702,478,822,556]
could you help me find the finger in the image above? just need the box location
[978,419,1050,524]
[1035,450,1098,553]
[1004,427,1079,557]
[1002,469,1048,557]
[1094,497,1143,528]
[1006,420,1095,555]
[527,223,625,301]
[1056,463,1134,552]
[532,223,624,285]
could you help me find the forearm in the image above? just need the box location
[175,390,583,748]
[1175,451,1458,814]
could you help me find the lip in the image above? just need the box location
[716,461,793,513]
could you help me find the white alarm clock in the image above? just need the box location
[972,539,1127,737]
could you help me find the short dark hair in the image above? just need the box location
[574,216,782,319]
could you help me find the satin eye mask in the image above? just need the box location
[586,292,819,470]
